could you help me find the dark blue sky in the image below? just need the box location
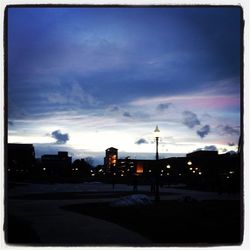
[8,6,241,158]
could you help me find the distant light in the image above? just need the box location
[149,169,151,173]
[91,173,95,176]
[189,167,193,171]
[99,169,103,172]
[227,176,230,179]
[43,168,46,171]
[121,174,124,177]
[198,172,202,175]
[130,165,134,168]
[160,174,163,176]
[167,173,170,176]
[127,169,130,172]
[229,171,234,174]
[8,169,10,171]
[195,167,198,170]
[75,168,78,171]
[179,173,182,176]
[187,161,192,166]
[192,170,195,173]
[161,170,164,173]
[113,173,116,176]
[166,165,171,169]
[90,169,93,173]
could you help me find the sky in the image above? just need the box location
[7,6,242,163]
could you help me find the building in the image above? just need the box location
[41,151,72,177]
[104,147,118,172]
[7,143,35,175]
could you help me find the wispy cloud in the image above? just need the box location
[156,102,172,112]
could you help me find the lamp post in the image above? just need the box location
[154,125,160,202]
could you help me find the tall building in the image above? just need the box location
[104,147,118,171]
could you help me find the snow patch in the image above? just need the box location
[110,194,152,207]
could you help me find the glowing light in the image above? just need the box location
[43,168,46,171]
[75,168,78,171]
[187,161,192,166]
[167,173,170,175]
[192,170,195,173]
[161,170,164,173]
[160,174,163,176]
[229,171,234,174]
[121,174,124,177]
[189,167,193,170]
[179,173,182,176]
[195,167,198,170]
[91,173,95,176]
[227,176,230,179]
[166,165,171,169]
[198,172,202,175]
[149,169,152,173]
[8,169,10,171]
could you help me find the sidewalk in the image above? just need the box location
[7,198,152,245]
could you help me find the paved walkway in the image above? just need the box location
[7,198,151,245]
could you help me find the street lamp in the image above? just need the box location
[154,125,160,202]
[154,125,160,160]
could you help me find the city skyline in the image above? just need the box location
[7,6,241,159]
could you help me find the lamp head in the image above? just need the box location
[154,125,160,138]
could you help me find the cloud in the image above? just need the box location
[197,125,210,138]
[51,130,69,144]
[228,142,235,146]
[204,145,218,151]
[8,120,14,126]
[182,110,200,128]
[194,145,218,152]
[109,106,120,112]
[156,102,172,111]
[135,138,149,145]
[220,125,240,136]
[123,112,132,118]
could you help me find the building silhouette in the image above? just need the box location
[7,143,35,177]
[41,151,72,178]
